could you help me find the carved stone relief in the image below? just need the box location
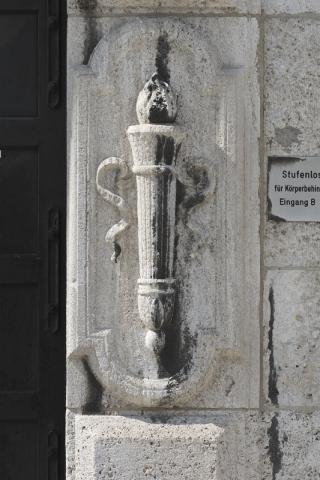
[97,74,197,362]
[67,18,260,409]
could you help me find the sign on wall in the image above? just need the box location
[268,157,320,221]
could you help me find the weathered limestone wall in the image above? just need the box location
[67,1,320,478]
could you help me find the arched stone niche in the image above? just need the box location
[67,17,260,409]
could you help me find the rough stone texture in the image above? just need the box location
[67,17,260,409]
[263,0,320,14]
[68,0,261,15]
[265,18,320,163]
[265,411,320,480]
[264,18,320,267]
[66,2,320,480]
[66,410,76,480]
[264,271,320,408]
[265,223,320,268]
[69,411,320,480]
[73,413,263,480]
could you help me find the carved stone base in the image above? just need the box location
[138,279,175,353]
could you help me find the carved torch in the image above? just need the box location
[97,73,185,355]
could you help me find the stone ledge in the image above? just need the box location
[67,0,261,16]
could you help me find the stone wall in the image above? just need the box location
[67,1,320,478]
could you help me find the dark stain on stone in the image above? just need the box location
[149,414,171,424]
[151,136,179,280]
[76,0,99,64]
[268,414,283,480]
[155,32,171,83]
[158,280,182,378]
[157,158,203,379]
[270,156,305,165]
[76,0,98,10]
[164,137,175,165]
[177,164,209,227]
[180,326,198,376]
[267,196,286,222]
[225,377,235,397]
[274,125,302,150]
[83,17,99,65]
[160,301,197,382]
[151,178,168,280]
[163,165,210,381]
[155,136,165,164]
[145,74,176,124]
[156,160,207,383]
[111,241,121,263]
[82,358,103,414]
[267,157,285,222]
[155,135,175,166]
[176,179,187,210]
[163,325,197,398]
[268,287,279,405]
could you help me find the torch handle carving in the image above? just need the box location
[127,124,185,354]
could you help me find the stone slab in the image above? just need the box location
[264,18,320,267]
[67,16,260,409]
[263,0,320,14]
[68,0,261,16]
[73,413,261,480]
[264,270,320,407]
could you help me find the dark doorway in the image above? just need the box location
[0,1,66,479]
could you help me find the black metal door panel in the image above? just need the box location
[0,1,65,479]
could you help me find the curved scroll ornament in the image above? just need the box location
[96,157,131,262]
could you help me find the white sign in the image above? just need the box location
[268,157,320,221]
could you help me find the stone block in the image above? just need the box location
[74,413,262,480]
[263,0,320,14]
[264,18,320,267]
[263,270,320,407]
[67,0,261,16]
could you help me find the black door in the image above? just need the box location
[0,1,66,479]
